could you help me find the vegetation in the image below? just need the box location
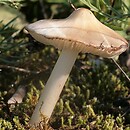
[0,0,130,129]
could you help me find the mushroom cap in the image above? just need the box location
[25,8,128,58]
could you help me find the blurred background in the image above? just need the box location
[0,0,130,129]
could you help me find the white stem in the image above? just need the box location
[8,85,26,104]
[29,48,79,125]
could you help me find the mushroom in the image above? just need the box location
[25,8,128,125]
[8,85,26,104]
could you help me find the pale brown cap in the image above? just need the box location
[25,8,128,58]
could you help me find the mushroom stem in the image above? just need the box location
[29,48,79,125]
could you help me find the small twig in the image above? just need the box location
[110,0,116,15]
[0,64,40,74]
[121,108,130,117]
[112,58,130,82]
[68,0,77,10]
[39,0,48,19]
